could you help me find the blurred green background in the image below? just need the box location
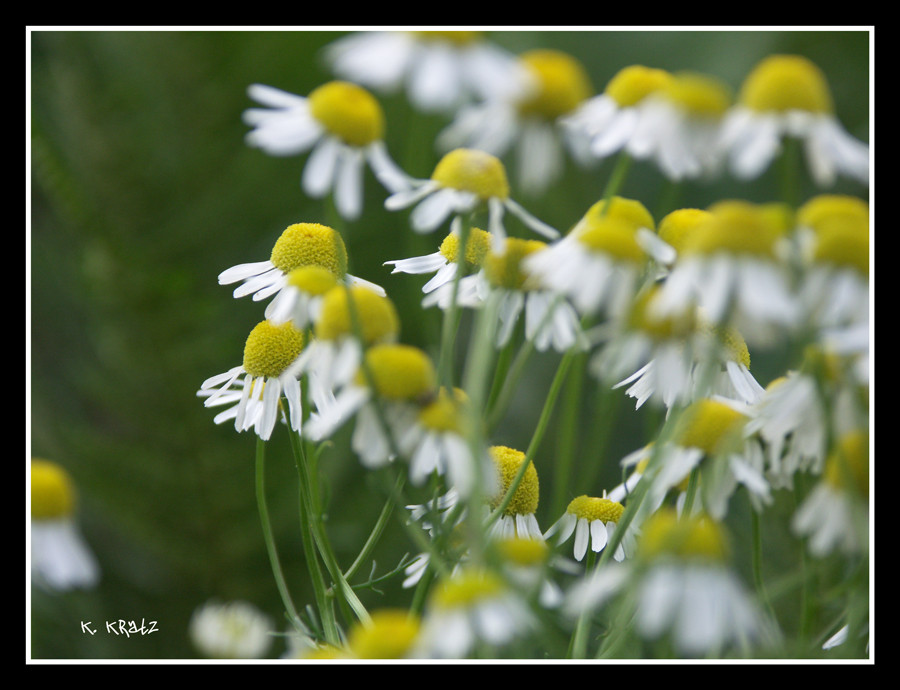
[29,28,869,660]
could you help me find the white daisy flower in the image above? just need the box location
[304,343,438,472]
[437,48,595,196]
[425,235,588,353]
[718,54,869,187]
[544,495,636,563]
[189,600,273,659]
[414,566,534,658]
[324,30,530,114]
[569,68,732,181]
[486,445,543,542]
[243,81,408,219]
[384,147,559,252]
[633,509,771,657]
[384,221,492,296]
[30,459,100,592]
[287,284,400,404]
[216,222,385,318]
[792,430,869,557]
[650,200,799,347]
[523,196,672,320]
[198,320,306,441]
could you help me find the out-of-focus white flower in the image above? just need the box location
[189,600,273,659]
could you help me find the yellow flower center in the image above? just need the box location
[604,65,674,107]
[357,344,436,401]
[286,265,339,296]
[31,459,76,520]
[347,609,421,659]
[315,285,400,345]
[489,445,539,516]
[566,495,625,524]
[662,71,732,117]
[639,508,730,562]
[418,387,468,433]
[739,54,834,114]
[431,569,506,609]
[676,398,748,456]
[242,320,306,379]
[657,208,713,255]
[483,237,547,290]
[431,148,510,200]
[517,49,593,120]
[412,30,482,46]
[797,194,869,233]
[824,430,869,498]
[307,81,385,147]
[269,223,348,277]
[438,227,492,267]
[628,286,697,340]
[493,536,549,566]
[699,320,752,368]
[682,200,785,259]
[811,214,869,276]
[573,196,656,236]
[577,215,647,263]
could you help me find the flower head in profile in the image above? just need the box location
[189,600,273,659]
[198,320,305,441]
[486,445,542,541]
[243,81,407,219]
[437,49,595,196]
[544,494,635,562]
[325,30,531,114]
[384,147,559,251]
[718,54,869,187]
[30,459,100,591]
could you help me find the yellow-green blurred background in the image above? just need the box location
[29,28,870,659]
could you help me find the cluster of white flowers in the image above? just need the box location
[195,30,870,661]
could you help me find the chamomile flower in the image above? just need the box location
[345,609,422,660]
[491,537,566,609]
[198,320,305,441]
[217,222,384,317]
[718,54,869,187]
[305,343,437,470]
[324,30,530,114]
[288,284,400,403]
[383,222,492,296]
[792,429,870,557]
[486,445,543,542]
[544,495,635,562]
[384,147,559,251]
[650,200,798,346]
[633,509,769,657]
[523,196,667,319]
[437,48,594,196]
[415,566,534,658]
[243,81,407,219]
[189,600,273,659]
[30,459,100,591]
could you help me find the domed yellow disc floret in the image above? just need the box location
[418,387,468,433]
[575,196,656,236]
[517,49,593,120]
[739,54,834,114]
[315,285,400,345]
[431,148,510,200]
[438,227,492,267]
[31,459,76,520]
[824,430,869,498]
[683,200,785,259]
[676,398,749,456]
[662,71,732,117]
[412,30,482,45]
[286,265,340,296]
[269,223,348,277]
[493,536,550,567]
[242,320,306,379]
[639,508,730,562]
[628,286,697,340]
[657,208,713,255]
[577,215,647,263]
[483,237,547,290]
[605,65,674,107]
[566,495,625,524]
[811,215,869,276]
[358,343,436,401]
[308,81,385,147]
[489,445,539,516]
[346,609,421,659]
[430,568,506,609]
[797,194,869,233]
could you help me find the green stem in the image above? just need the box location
[551,351,587,517]
[601,151,632,204]
[343,473,404,582]
[751,507,779,630]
